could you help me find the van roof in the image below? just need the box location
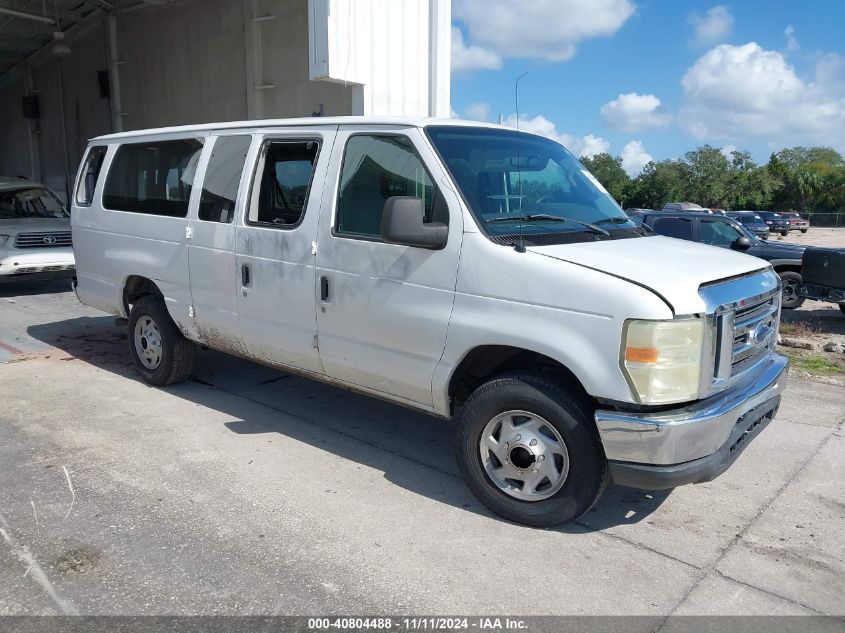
[91,116,507,142]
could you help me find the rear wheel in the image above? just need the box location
[778,271,804,310]
[128,295,195,386]
[454,372,608,527]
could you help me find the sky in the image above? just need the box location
[449,0,845,176]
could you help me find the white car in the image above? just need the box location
[0,177,75,282]
[71,118,787,526]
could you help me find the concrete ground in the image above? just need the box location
[1,279,843,617]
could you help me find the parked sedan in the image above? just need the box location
[0,177,74,282]
[781,212,810,233]
[638,210,807,308]
[727,211,771,240]
[756,211,790,236]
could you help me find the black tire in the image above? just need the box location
[839,304,845,318]
[778,271,805,310]
[780,231,788,237]
[454,372,608,527]
[128,295,195,386]
[801,229,808,234]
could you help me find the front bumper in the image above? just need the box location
[595,354,789,489]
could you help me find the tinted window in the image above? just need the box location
[651,217,692,240]
[248,140,319,227]
[199,135,251,223]
[699,219,742,247]
[336,135,435,239]
[103,139,203,216]
[75,146,107,206]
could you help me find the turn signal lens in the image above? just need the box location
[622,318,705,405]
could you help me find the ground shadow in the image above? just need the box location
[26,315,670,531]
[0,278,72,298]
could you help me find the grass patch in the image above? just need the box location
[781,347,844,378]
[778,320,820,337]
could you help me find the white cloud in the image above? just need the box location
[454,0,635,63]
[785,25,799,52]
[465,102,491,121]
[501,113,610,158]
[679,42,845,151]
[451,27,502,72]
[688,5,734,46]
[720,144,738,159]
[620,141,653,176]
[600,93,672,132]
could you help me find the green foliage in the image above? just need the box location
[579,153,629,203]
[578,145,845,221]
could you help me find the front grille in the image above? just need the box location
[730,293,779,378]
[13,231,72,248]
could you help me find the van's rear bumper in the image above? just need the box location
[595,354,788,490]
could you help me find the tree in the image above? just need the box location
[684,145,730,207]
[580,153,631,204]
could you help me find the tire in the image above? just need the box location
[778,271,805,310]
[128,295,196,386]
[781,231,788,237]
[801,229,808,234]
[839,304,845,318]
[454,372,608,527]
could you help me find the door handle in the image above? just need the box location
[242,263,250,286]
[320,276,329,301]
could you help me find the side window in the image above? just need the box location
[699,220,741,247]
[336,135,436,239]
[102,138,204,217]
[75,145,107,206]
[248,140,319,227]
[651,217,692,240]
[199,135,251,223]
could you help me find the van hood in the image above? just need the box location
[528,235,769,315]
[0,217,71,236]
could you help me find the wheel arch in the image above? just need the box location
[122,275,164,317]
[447,345,590,415]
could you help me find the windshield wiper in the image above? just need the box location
[487,214,610,236]
[594,216,630,225]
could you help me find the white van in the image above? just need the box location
[72,118,787,526]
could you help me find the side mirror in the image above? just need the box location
[732,235,752,250]
[381,196,448,250]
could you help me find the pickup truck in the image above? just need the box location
[71,117,789,527]
[800,247,845,316]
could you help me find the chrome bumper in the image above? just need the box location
[595,353,789,468]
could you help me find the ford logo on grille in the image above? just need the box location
[42,235,57,244]
[750,323,772,347]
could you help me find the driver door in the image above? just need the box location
[314,127,463,408]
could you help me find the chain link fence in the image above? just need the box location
[806,212,845,227]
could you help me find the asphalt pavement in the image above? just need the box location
[1,279,843,617]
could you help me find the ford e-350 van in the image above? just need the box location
[71,118,788,526]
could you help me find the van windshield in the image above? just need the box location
[0,187,68,219]
[426,126,639,243]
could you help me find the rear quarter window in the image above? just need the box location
[102,138,204,217]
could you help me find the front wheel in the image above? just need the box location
[454,372,608,527]
[781,231,789,237]
[779,271,805,310]
[128,295,196,386]
[801,229,808,233]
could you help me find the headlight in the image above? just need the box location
[621,318,705,404]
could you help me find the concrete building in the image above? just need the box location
[0,0,451,203]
